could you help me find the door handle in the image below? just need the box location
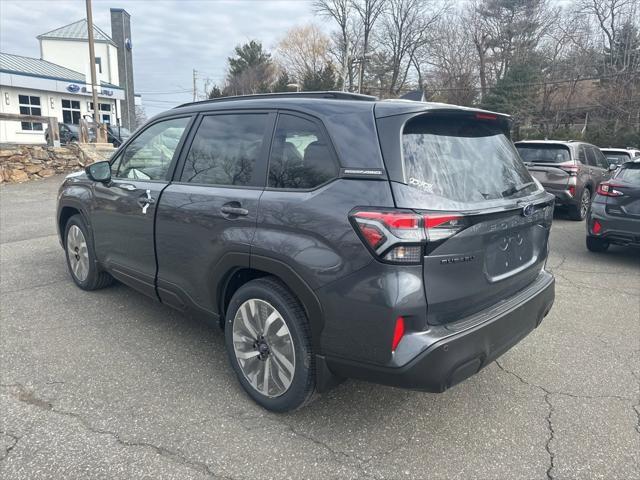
[220,205,249,217]
[119,183,137,191]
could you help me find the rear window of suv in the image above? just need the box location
[615,164,640,183]
[515,144,571,163]
[402,116,535,202]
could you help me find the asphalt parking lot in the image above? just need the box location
[1,175,638,480]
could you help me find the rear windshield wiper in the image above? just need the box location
[501,182,535,198]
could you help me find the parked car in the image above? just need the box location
[515,140,614,220]
[106,124,131,147]
[45,122,80,144]
[586,159,640,252]
[600,147,640,168]
[57,92,555,412]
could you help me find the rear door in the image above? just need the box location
[377,111,554,325]
[585,146,608,187]
[155,111,275,314]
[92,116,192,297]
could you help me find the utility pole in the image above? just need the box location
[85,0,100,127]
[193,69,197,101]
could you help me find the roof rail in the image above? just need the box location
[175,91,378,108]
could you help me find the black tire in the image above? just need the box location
[224,276,316,412]
[586,235,609,252]
[569,187,591,221]
[64,214,114,290]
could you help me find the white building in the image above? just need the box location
[0,11,140,144]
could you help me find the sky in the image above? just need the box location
[0,0,321,116]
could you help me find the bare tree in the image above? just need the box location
[276,24,332,84]
[314,0,355,90]
[352,0,385,92]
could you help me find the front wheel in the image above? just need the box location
[64,215,114,290]
[225,277,316,412]
[586,236,609,252]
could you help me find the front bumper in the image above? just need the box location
[325,270,555,392]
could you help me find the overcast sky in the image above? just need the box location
[0,0,321,116]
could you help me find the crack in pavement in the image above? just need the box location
[1,279,68,295]
[0,383,235,479]
[494,360,638,480]
[1,430,20,459]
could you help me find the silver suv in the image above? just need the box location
[515,140,614,220]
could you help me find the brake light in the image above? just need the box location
[597,182,623,197]
[391,316,405,352]
[476,113,497,120]
[351,209,468,263]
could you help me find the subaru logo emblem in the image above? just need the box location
[522,204,534,217]
[66,84,80,93]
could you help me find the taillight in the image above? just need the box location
[597,182,623,197]
[568,185,576,197]
[351,209,468,264]
[557,162,578,176]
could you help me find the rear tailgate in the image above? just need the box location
[376,108,554,325]
[515,143,573,191]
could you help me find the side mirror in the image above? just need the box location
[85,160,111,183]
[608,163,618,171]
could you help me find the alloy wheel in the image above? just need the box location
[580,189,591,219]
[232,299,296,398]
[66,225,89,281]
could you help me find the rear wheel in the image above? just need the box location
[586,236,609,252]
[569,188,591,221]
[224,277,315,412]
[64,215,113,290]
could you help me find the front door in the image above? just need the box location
[91,116,192,297]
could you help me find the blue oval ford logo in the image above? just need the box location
[522,204,535,217]
[66,84,80,93]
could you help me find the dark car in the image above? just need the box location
[515,140,614,220]
[106,125,131,147]
[57,92,555,412]
[586,159,640,252]
[45,122,80,144]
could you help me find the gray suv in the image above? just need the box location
[57,92,555,412]
[515,140,613,220]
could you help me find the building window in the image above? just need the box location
[18,95,42,131]
[89,102,112,124]
[95,57,102,74]
[62,99,81,125]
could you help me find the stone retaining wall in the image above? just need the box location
[0,144,115,183]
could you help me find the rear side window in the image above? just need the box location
[515,144,571,163]
[181,114,269,186]
[268,114,338,189]
[402,116,534,202]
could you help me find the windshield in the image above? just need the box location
[402,116,536,202]
[515,144,571,163]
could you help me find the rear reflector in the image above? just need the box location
[568,185,576,197]
[593,220,602,234]
[392,316,405,352]
[475,113,497,120]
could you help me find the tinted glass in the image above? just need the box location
[585,147,598,166]
[516,144,571,163]
[603,151,631,166]
[593,148,609,169]
[117,117,190,180]
[615,165,640,184]
[402,117,535,202]
[181,114,268,186]
[268,114,338,189]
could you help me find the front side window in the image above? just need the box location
[181,114,269,186]
[268,114,338,189]
[585,147,599,167]
[19,95,42,131]
[402,116,535,202]
[62,99,81,125]
[116,117,190,180]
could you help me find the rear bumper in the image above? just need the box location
[326,270,555,392]
[545,187,576,206]
[588,203,640,246]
